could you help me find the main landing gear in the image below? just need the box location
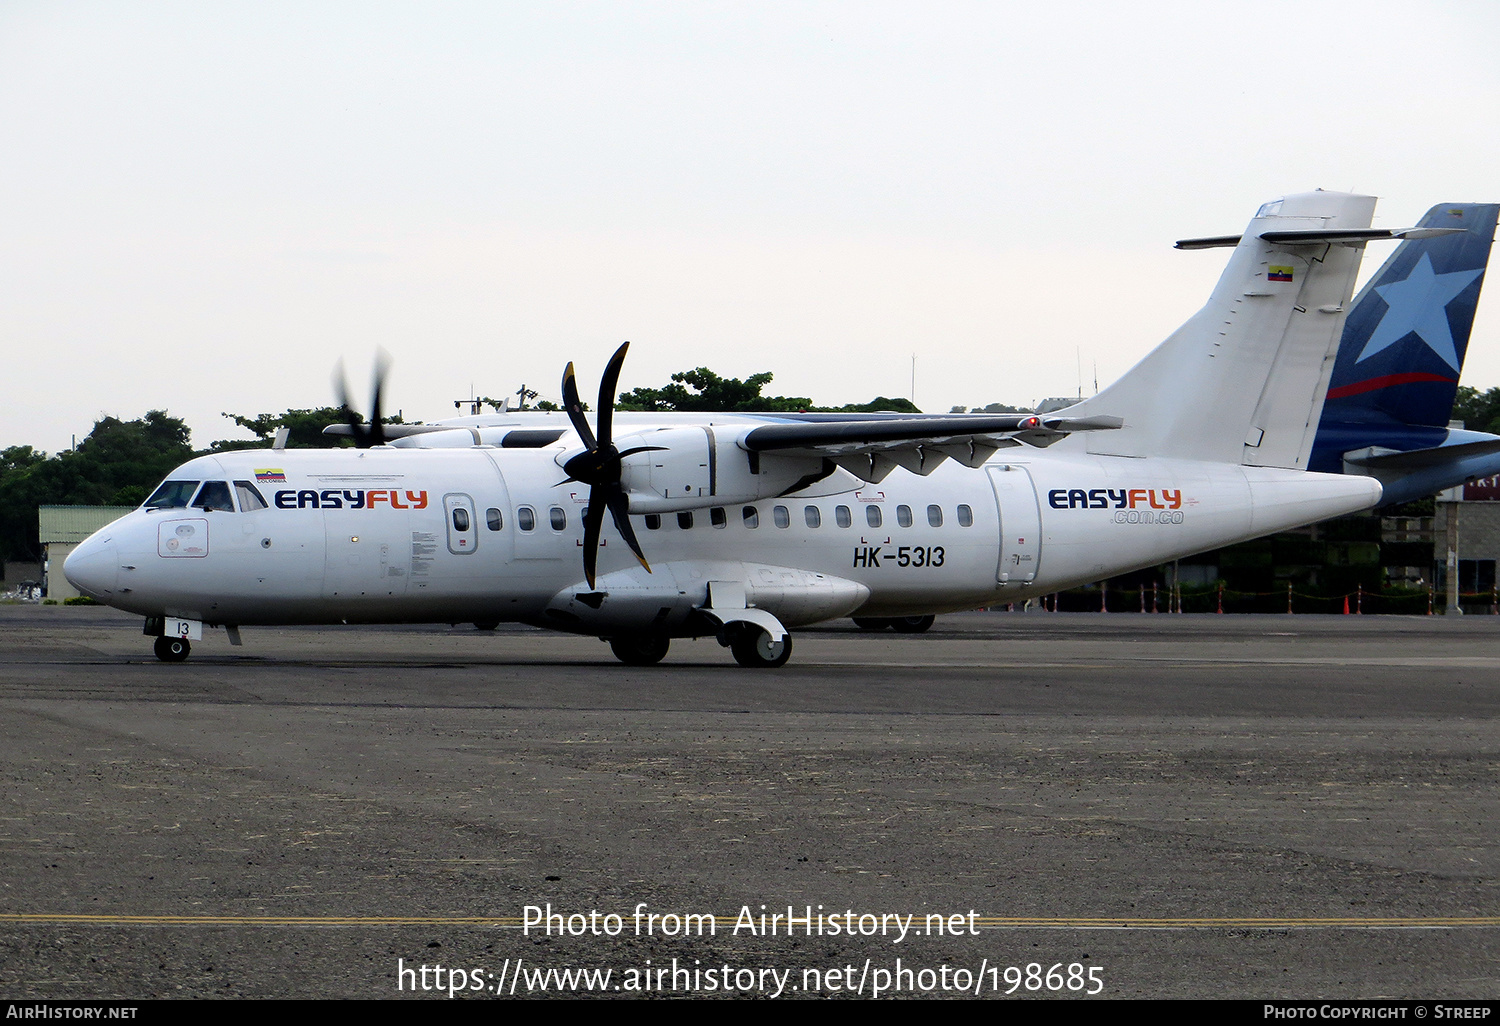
[608,633,671,666]
[727,624,792,668]
[603,626,792,668]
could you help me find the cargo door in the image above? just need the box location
[985,464,1042,584]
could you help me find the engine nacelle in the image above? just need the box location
[609,427,828,513]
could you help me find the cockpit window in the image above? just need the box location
[193,481,235,512]
[144,480,200,509]
[234,481,269,511]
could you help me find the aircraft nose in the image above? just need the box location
[63,533,118,599]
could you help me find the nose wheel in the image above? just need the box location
[153,636,191,662]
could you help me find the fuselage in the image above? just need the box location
[64,434,1382,635]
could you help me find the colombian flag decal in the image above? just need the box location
[255,469,287,483]
[1268,266,1294,282]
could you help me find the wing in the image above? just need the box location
[739,413,1123,482]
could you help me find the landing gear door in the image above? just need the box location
[443,493,478,555]
[986,465,1041,585]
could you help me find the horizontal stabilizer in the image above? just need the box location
[1343,437,1500,471]
[1173,234,1244,251]
[1261,227,1464,246]
[1175,226,1461,251]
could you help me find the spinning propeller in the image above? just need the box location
[559,342,664,589]
[333,351,392,448]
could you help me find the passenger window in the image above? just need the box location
[897,504,912,528]
[145,480,199,509]
[645,513,662,531]
[711,507,727,529]
[550,507,567,531]
[927,504,943,528]
[742,506,759,528]
[452,507,471,532]
[517,506,536,532]
[486,507,503,531]
[835,505,851,528]
[805,505,821,528]
[866,505,882,528]
[233,481,268,511]
[773,505,790,529]
[678,511,694,529]
[958,504,974,527]
[193,481,234,512]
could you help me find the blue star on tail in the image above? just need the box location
[1355,253,1483,371]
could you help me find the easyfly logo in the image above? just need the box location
[1048,488,1184,510]
[274,489,430,510]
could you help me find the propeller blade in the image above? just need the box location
[562,343,650,583]
[368,349,391,447]
[605,487,651,573]
[581,492,606,590]
[332,354,391,448]
[595,341,629,448]
[332,359,370,447]
[561,362,596,451]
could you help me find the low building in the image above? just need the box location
[38,506,135,600]
[1435,475,1500,611]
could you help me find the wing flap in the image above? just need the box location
[740,413,1120,481]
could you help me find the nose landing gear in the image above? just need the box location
[144,615,201,661]
[153,636,191,662]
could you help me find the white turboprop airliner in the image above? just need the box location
[66,191,1455,667]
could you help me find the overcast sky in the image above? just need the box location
[4,0,1499,454]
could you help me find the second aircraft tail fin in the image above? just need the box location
[1308,202,1499,472]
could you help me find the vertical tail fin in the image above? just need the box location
[1309,202,1499,471]
[1065,191,1376,468]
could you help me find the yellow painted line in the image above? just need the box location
[3,914,1499,929]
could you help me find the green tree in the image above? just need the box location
[214,406,377,450]
[952,401,1027,414]
[828,396,921,414]
[1453,386,1500,434]
[1,446,46,475]
[615,366,923,414]
[617,368,813,412]
[0,412,195,562]
[615,368,925,413]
